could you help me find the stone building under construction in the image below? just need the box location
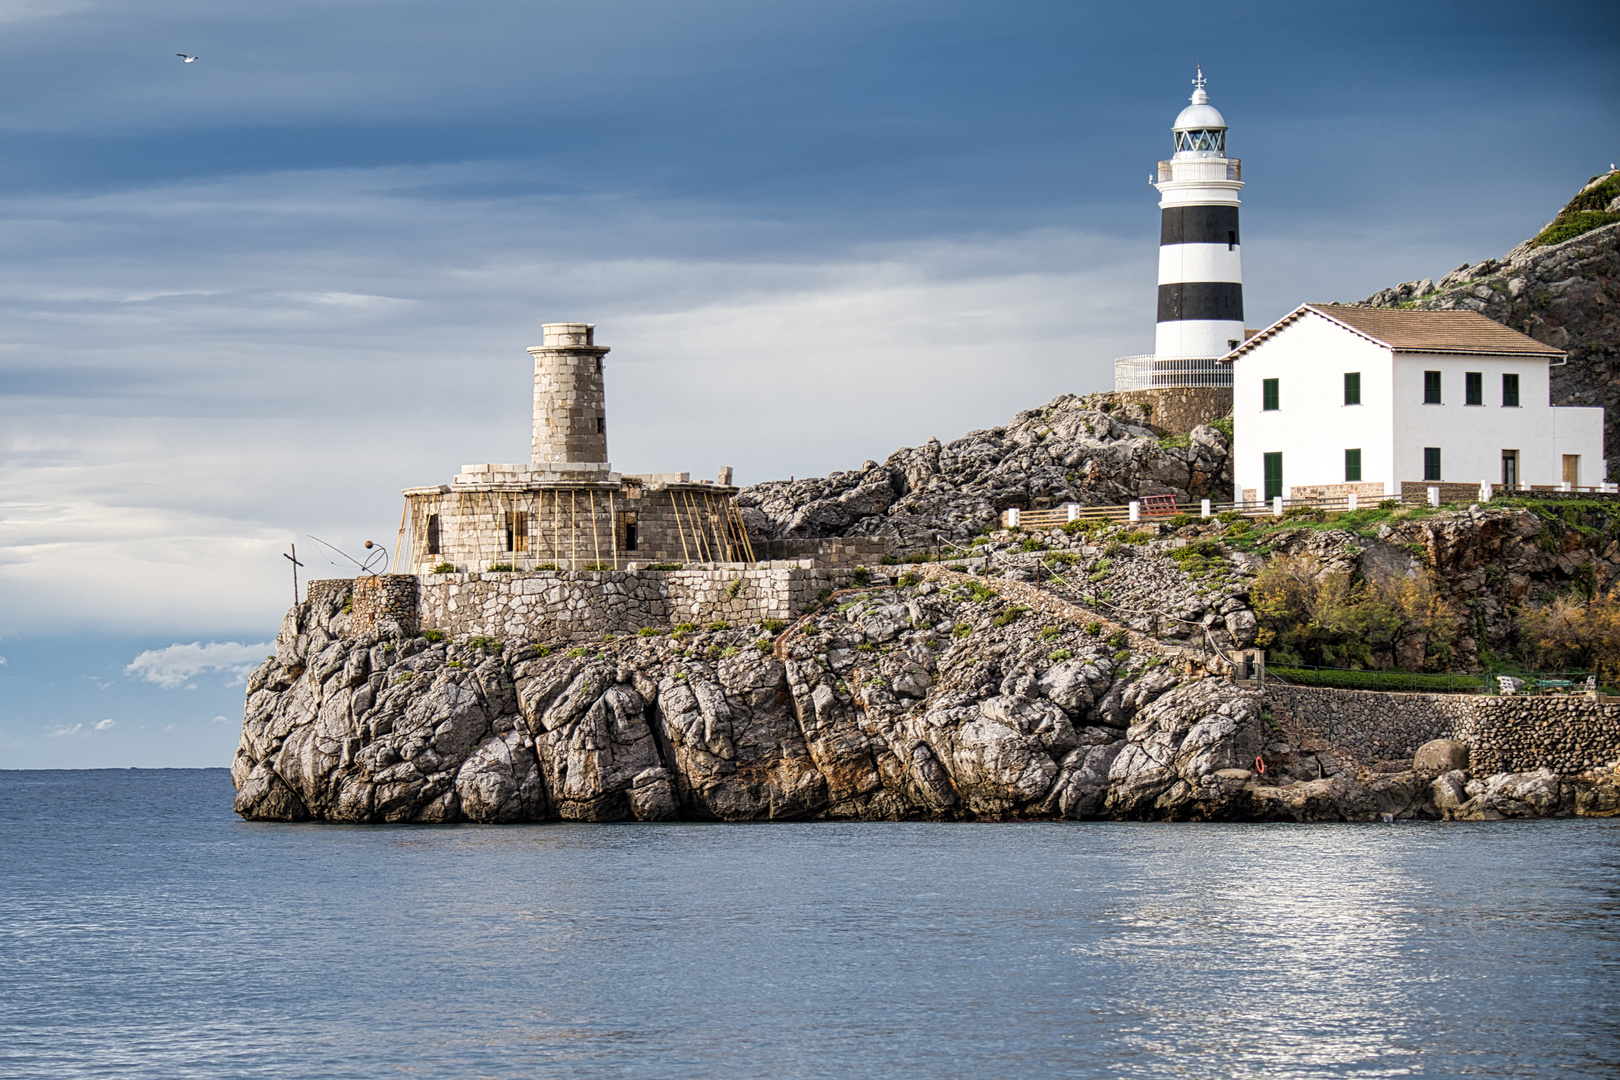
[395,323,755,573]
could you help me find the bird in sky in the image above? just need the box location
[177,53,198,63]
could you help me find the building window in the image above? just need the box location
[1465,372,1482,405]
[1262,378,1279,411]
[623,511,638,552]
[1344,449,1362,482]
[1227,230,1237,251]
[1343,372,1360,406]
[1502,450,1519,487]
[1424,370,1442,404]
[426,513,440,555]
[1502,372,1520,407]
[1263,452,1283,501]
[1424,447,1442,481]
[502,511,529,553]
[596,417,605,435]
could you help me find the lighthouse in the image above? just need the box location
[1115,67,1244,398]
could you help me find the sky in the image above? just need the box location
[1,0,1615,768]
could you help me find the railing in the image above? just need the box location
[1269,666,1611,697]
[1156,158,1241,183]
[1113,354,1234,391]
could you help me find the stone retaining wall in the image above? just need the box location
[1114,388,1233,435]
[351,575,419,635]
[1265,683,1620,775]
[415,566,838,642]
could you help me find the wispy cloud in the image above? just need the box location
[93,717,115,730]
[46,723,81,737]
[125,641,273,690]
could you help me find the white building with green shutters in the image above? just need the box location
[1222,304,1606,505]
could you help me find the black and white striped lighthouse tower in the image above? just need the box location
[1116,68,1244,390]
[1154,67,1243,364]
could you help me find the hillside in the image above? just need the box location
[1354,171,1620,479]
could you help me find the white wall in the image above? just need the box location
[1231,311,1392,500]
[1391,353,1603,487]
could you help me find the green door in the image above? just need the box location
[1263,453,1283,501]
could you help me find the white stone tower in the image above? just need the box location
[1116,67,1244,390]
[529,322,611,475]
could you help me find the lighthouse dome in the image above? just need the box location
[1173,101,1227,132]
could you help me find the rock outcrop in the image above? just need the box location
[1355,172,1620,479]
[233,569,1617,825]
[738,393,1232,555]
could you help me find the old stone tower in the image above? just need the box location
[530,322,611,474]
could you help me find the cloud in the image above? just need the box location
[0,655,6,665]
[93,717,115,730]
[46,723,81,737]
[124,640,273,689]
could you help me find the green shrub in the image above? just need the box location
[952,622,973,639]
[1118,530,1152,545]
[674,623,697,635]
[1281,505,1326,522]
[947,563,966,572]
[430,562,456,574]
[755,638,772,652]
[638,626,661,637]
[1216,511,1244,524]
[707,621,730,631]
[1209,417,1234,441]
[726,578,744,600]
[1085,622,1103,636]
[1019,536,1044,552]
[1049,648,1073,661]
[647,563,683,571]
[719,646,740,659]
[533,563,558,571]
[422,629,446,643]
[567,647,587,658]
[880,555,900,565]
[1378,499,1399,510]
[487,562,515,572]
[852,566,871,587]
[1158,433,1191,450]
[1106,629,1129,650]
[341,598,353,614]
[1038,626,1060,640]
[763,619,786,633]
[992,606,1028,628]
[530,643,551,658]
[467,635,501,654]
[857,643,874,653]
[897,572,921,587]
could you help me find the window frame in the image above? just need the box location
[1465,372,1483,406]
[1423,447,1442,482]
[1502,372,1520,407]
[1261,378,1279,412]
[1344,448,1362,482]
[1423,370,1442,404]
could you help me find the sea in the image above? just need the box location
[1,769,1616,1079]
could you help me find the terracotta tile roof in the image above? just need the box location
[1222,303,1565,361]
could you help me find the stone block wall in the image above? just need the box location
[351,575,419,636]
[1264,683,1620,775]
[751,537,889,567]
[413,566,838,642]
[1114,388,1233,435]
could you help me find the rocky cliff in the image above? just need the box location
[1355,171,1620,479]
[737,393,1231,556]
[233,514,1620,825]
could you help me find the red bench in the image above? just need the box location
[1141,494,1179,518]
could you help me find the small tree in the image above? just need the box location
[1518,589,1620,680]
[1252,553,1455,669]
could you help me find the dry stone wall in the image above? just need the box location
[413,566,838,641]
[1113,388,1232,435]
[1265,683,1620,775]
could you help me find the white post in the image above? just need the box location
[1200,498,1211,518]
[1128,501,1140,524]
[1004,507,1020,529]
[1559,481,1572,493]
[1347,492,1358,512]
[1479,481,1492,502]
[1271,496,1283,517]
[1064,502,1080,522]
[1427,485,1440,508]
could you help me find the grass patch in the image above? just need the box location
[421,629,446,644]
[992,606,1029,628]
[430,563,456,574]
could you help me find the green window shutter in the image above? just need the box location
[1502,373,1520,407]
[1465,372,1482,405]
[1344,449,1361,482]
[1424,370,1442,404]
[1263,452,1283,500]
[1343,372,1360,405]
[1262,378,1279,411]
[1424,447,1442,481]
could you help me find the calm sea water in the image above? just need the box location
[1,770,1616,1079]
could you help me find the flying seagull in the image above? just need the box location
[177,53,198,63]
